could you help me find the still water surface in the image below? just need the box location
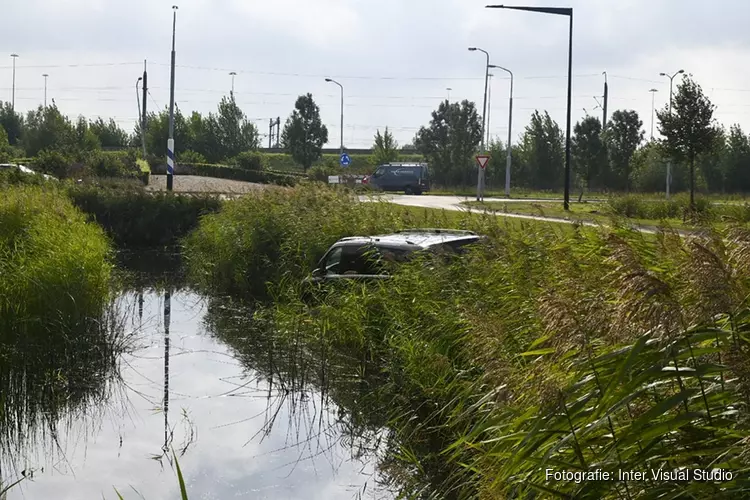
[5,289,391,499]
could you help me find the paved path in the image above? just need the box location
[361,194,693,236]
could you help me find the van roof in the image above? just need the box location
[334,229,478,250]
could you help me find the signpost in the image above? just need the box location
[475,155,490,201]
[340,152,351,167]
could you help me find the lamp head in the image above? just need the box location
[468,47,477,51]
[659,72,667,77]
[325,78,333,82]
[678,69,685,74]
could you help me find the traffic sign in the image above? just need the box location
[340,153,351,167]
[475,155,490,170]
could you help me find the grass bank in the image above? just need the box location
[263,218,750,498]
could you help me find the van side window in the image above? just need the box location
[324,247,343,274]
[373,167,386,177]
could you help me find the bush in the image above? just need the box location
[0,185,113,324]
[307,164,342,182]
[85,149,140,178]
[233,151,267,171]
[32,150,73,179]
[179,150,207,164]
[67,185,223,248]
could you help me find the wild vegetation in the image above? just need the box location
[181,183,750,498]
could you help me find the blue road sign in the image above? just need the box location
[340,153,351,167]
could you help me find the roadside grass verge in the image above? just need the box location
[465,193,750,230]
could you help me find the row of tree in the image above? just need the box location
[411,75,750,196]
[1,74,749,195]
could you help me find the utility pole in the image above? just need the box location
[10,54,19,112]
[269,118,273,148]
[42,73,49,107]
[325,78,344,155]
[648,88,658,141]
[229,71,236,96]
[276,117,280,147]
[167,6,178,192]
[602,71,608,128]
[142,60,148,158]
[446,87,452,101]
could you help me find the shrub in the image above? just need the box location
[68,185,223,248]
[179,150,207,164]
[0,185,113,323]
[190,163,297,186]
[32,150,73,179]
[307,164,341,182]
[85,150,140,178]
[233,151,267,171]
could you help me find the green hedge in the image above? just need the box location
[263,153,425,173]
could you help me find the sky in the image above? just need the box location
[3,0,750,149]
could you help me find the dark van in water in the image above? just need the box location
[363,163,430,195]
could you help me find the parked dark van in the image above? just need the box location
[363,163,430,195]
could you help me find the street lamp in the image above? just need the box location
[42,73,49,108]
[469,46,491,201]
[648,88,658,141]
[325,78,344,156]
[446,87,452,101]
[10,54,19,112]
[487,4,573,211]
[229,71,237,96]
[659,69,684,199]
[489,64,514,197]
[167,5,178,192]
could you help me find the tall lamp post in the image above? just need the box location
[468,46,490,201]
[229,71,236,96]
[325,78,344,156]
[648,88,658,141]
[487,4,573,210]
[446,87,452,101]
[42,73,49,108]
[10,54,19,112]
[489,64,514,197]
[659,69,684,199]
[166,5,178,192]
[486,74,493,147]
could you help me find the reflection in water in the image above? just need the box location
[0,296,130,493]
[4,286,392,499]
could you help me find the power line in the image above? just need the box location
[0,62,142,69]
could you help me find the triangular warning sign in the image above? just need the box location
[475,155,490,169]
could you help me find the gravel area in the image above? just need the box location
[146,175,267,194]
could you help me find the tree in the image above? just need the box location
[89,118,129,148]
[143,107,193,160]
[21,104,77,157]
[414,100,482,186]
[214,94,259,159]
[519,110,564,190]
[602,110,644,191]
[281,94,328,172]
[657,76,718,208]
[74,116,101,153]
[722,125,750,193]
[372,127,399,164]
[0,101,23,147]
[571,116,607,194]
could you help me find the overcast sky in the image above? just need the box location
[4,0,750,149]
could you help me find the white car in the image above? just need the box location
[0,163,58,181]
